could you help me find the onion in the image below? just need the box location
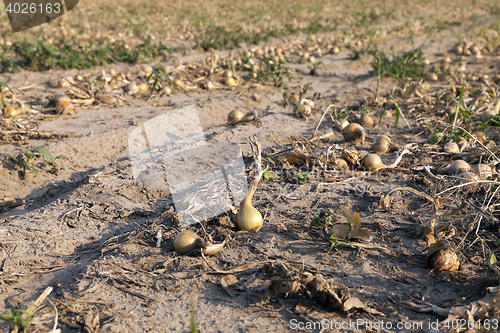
[174,230,205,254]
[362,153,384,171]
[224,77,237,87]
[3,107,18,117]
[444,142,459,153]
[342,123,365,143]
[372,135,392,153]
[447,160,471,175]
[426,241,459,272]
[237,188,263,232]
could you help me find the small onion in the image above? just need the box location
[426,242,459,272]
[173,79,183,87]
[472,132,487,145]
[160,86,172,95]
[332,158,348,171]
[58,77,74,88]
[444,142,459,153]
[125,82,138,94]
[222,70,233,78]
[362,153,384,171]
[297,105,312,119]
[56,101,75,115]
[342,123,366,143]
[138,83,149,94]
[3,106,18,117]
[55,94,71,103]
[481,109,498,123]
[204,81,215,90]
[224,77,237,87]
[228,110,245,125]
[288,95,300,104]
[301,99,314,109]
[174,230,205,255]
[357,115,373,127]
[426,73,438,81]
[372,135,392,153]
[447,160,471,175]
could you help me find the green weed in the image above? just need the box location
[450,80,471,126]
[190,295,198,333]
[378,94,411,128]
[197,22,332,51]
[0,309,32,333]
[367,45,425,84]
[10,147,67,177]
[0,38,175,72]
[309,210,354,251]
[296,171,311,184]
[147,65,177,97]
[0,80,12,107]
[282,82,312,105]
[360,104,370,116]
[257,56,291,87]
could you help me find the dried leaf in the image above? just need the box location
[332,225,350,239]
[341,207,373,242]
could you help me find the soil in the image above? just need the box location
[1,5,500,333]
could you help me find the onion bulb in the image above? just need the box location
[288,95,300,105]
[444,142,459,153]
[125,82,138,94]
[301,99,314,109]
[372,135,392,153]
[224,77,237,87]
[56,101,75,115]
[363,153,384,171]
[138,83,149,94]
[174,230,205,254]
[472,132,487,144]
[160,86,172,95]
[357,115,373,127]
[332,158,348,171]
[426,241,459,272]
[342,123,365,143]
[481,109,498,123]
[237,186,262,232]
[173,79,183,87]
[228,110,256,125]
[297,105,312,119]
[447,160,471,175]
[3,107,18,117]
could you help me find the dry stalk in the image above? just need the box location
[312,104,336,140]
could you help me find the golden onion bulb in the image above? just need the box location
[342,123,366,143]
[363,153,384,171]
[174,230,205,255]
[372,135,392,153]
